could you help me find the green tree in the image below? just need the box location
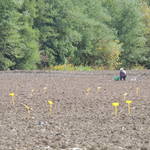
[103,0,146,68]
[71,0,121,68]
[140,0,150,68]
[0,0,40,70]
[0,0,22,70]
[17,0,40,69]
[35,0,80,67]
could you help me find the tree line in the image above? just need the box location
[0,0,150,70]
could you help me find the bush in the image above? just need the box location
[131,65,145,70]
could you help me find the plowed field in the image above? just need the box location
[0,70,150,150]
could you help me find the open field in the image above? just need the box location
[0,70,150,150]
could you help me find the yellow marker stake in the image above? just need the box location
[97,87,101,91]
[86,88,91,92]
[9,92,15,105]
[43,87,47,94]
[136,87,140,96]
[112,102,119,116]
[86,88,91,95]
[126,100,132,115]
[31,89,35,96]
[48,100,54,113]
[123,92,128,100]
[43,87,47,90]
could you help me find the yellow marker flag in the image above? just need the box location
[48,100,54,112]
[9,92,15,97]
[126,100,132,115]
[9,92,15,105]
[123,92,128,100]
[136,87,140,96]
[112,102,119,116]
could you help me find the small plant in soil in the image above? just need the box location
[21,103,32,119]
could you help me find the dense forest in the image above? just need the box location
[0,0,150,70]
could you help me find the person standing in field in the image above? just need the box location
[120,68,127,80]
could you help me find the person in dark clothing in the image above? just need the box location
[120,68,127,80]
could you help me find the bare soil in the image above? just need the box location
[0,70,150,150]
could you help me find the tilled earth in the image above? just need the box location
[0,70,150,150]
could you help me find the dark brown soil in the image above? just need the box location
[0,70,150,150]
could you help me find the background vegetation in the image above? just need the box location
[0,0,150,70]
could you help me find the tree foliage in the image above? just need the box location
[0,0,21,70]
[140,0,150,68]
[0,0,150,70]
[102,0,146,68]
